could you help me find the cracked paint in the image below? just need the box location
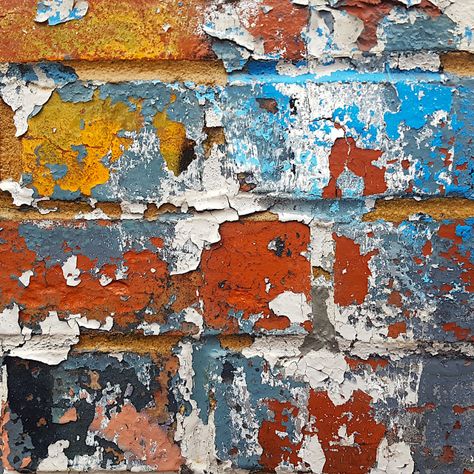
[0,0,473,472]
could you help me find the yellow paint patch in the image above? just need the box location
[153,109,189,176]
[21,92,142,196]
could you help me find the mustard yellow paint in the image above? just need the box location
[153,109,188,177]
[21,92,142,196]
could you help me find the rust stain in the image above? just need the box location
[0,100,22,182]
[0,0,214,62]
[387,321,407,338]
[247,0,308,58]
[341,0,441,51]
[258,400,302,470]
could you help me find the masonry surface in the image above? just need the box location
[0,1,473,473]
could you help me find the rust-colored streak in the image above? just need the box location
[441,52,474,77]
[323,138,386,198]
[442,322,474,342]
[0,100,22,182]
[218,334,254,352]
[74,333,181,354]
[345,357,388,371]
[333,234,377,306]
[438,223,473,293]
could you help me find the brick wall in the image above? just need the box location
[0,1,473,473]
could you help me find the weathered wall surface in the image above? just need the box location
[0,1,473,473]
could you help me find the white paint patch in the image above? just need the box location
[228,193,268,216]
[298,434,326,473]
[204,0,263,53]
[169,209,238,275]
[175,341,224,473]
[0,365,7,410]
[0,180,35,206]
[242,336,304,369]
[182,146,239,212]
[283,348,348,387]
[69,314,114,331]
[137,321,161,335]
[99,274,113,286]
[101,316,114,331]
[120,201,147,220]
[230,367,262,457]
[311,223,334,274]
[205,107,223,128]
[0,304,25,354]
[269,291,312,324]
[38,440,70,472]
[370,439,414,474]
[75,208,111,220]
[10,311,79,365]
[307,8,363,59]
[227,367,263,459]
[19,270,34,287]
[390,52,441,72]
[444,1,474,52]
[62,255,81,287]
[183,307,204,338]
[0,66,57,136]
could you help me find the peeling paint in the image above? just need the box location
[0,0,473,472]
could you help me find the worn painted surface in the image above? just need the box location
[1,62,473,206]
[1,1,474,473]
[0,211,472,471]
[0,1,473,62]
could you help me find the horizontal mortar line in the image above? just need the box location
[70,333,474,356]
[63,59,228,85]
[1,52,472,84]
[0,196,473,222]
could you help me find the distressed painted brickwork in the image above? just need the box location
[0,1,474,473]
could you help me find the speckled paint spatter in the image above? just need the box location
[0,0,473,473]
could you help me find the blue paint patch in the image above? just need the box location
[45,163,68,180]
[385,82,453,139]
[36,0,88,26]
